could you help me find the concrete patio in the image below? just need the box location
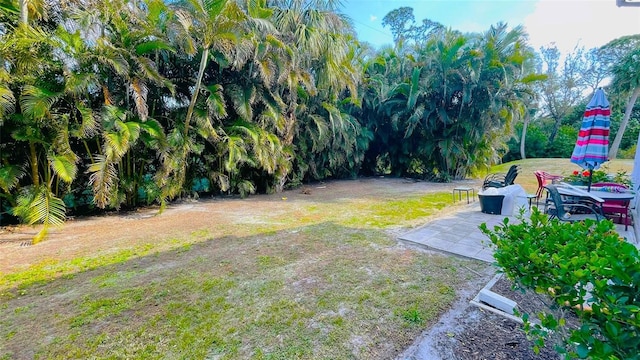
[399,202,639,262]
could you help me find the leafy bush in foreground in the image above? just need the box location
[480,209,640,359]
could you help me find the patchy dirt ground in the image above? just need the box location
[448,277,562,360]
[1,178,562,359]
[0,177,479,274]
[398,273,563,360]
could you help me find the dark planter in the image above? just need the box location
[479,194,505,215]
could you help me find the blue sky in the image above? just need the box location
[341,0,640,53]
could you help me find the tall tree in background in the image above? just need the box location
[475,24,541,163]
[381,6,443,45]
[535,45,590,144]
[605,35,640,159]
[1,0,67,242]
[160,0,250,202]
[69,0,176,209]
[365,20,539,179]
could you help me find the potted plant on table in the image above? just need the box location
[563,169,631,187]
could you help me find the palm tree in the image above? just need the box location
[0,0,75,241]
[65,0,177,207]
[362,22,538,180]
[604,35,640,159]
[164,0,249,195]
[473,23,541,165]
[269,0,363,185]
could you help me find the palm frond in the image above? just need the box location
[0,85,16,122]
[255,57,276,86]
[226,83,255,121]
[225,135,251,172]
[88,154,118,209]
[192,108,221,141]
[209,171,230,192]
[20,85,63,120]
[95,44,130,77]
[235,179,255,198]
[64,72,99,97]
[407,67,422,110]
[0,165,25,193]
[139,118,168,150]
[14,186,66,244]
[136,56,174,91]
[75,104,100,138]
[104,128,129,159]
[29,187,66,226]
[307,114,330,152]
[130,78,149,121]
[48,152,78,184]
[205,84,228,120]
[135,39,175,55]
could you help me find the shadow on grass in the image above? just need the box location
[0,221,488,360]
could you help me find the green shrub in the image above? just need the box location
[480,209,640,359]
[546,125,578,158]
[619,144,636,160]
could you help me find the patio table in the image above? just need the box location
[557,184,635,229]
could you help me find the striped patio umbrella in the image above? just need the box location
[570,88,610,191]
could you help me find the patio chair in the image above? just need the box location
[544,185,605,223]
[534,170,563,200]
[591,182,632,230]
[483,165,519,190]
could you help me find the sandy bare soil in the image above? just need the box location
[0,177,479,274]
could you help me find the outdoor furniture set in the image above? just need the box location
[543,182,635,230]
[482,165,519,189]
[477,165,526,215]
[459,161,635,230]
[454,165,520,208]
[534,170,563,200]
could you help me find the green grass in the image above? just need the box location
[493,158,634,195]
[0,222,480,359]
[341,193,453,228]
[0,243,158,295]
[7,161,585,359]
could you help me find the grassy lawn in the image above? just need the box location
[0,180,485,359]
[2,224,477,359]
[1,158,632,359]
[489,158,634,195]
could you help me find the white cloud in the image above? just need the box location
[370,15,378,22]
[524,0,640,53]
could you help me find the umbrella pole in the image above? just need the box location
[588,169,593,192]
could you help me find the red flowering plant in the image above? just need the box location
[564,168,630,186]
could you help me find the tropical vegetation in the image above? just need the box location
[0,2,639,241]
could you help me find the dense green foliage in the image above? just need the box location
[0,1,540,233]
[0,1,638,237]
[360,24,540,180]
[481,210,640,359]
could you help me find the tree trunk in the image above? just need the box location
[29,141,39,187]
[162,47,210,197]
[183,48,209,139]
[520,112,529,159]
[548,116,561,144]
[609,86,640,160]
[19,0,28,24]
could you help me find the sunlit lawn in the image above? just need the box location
[489,158,634,194]
[1,158,631,359]
[0,181,485,359]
